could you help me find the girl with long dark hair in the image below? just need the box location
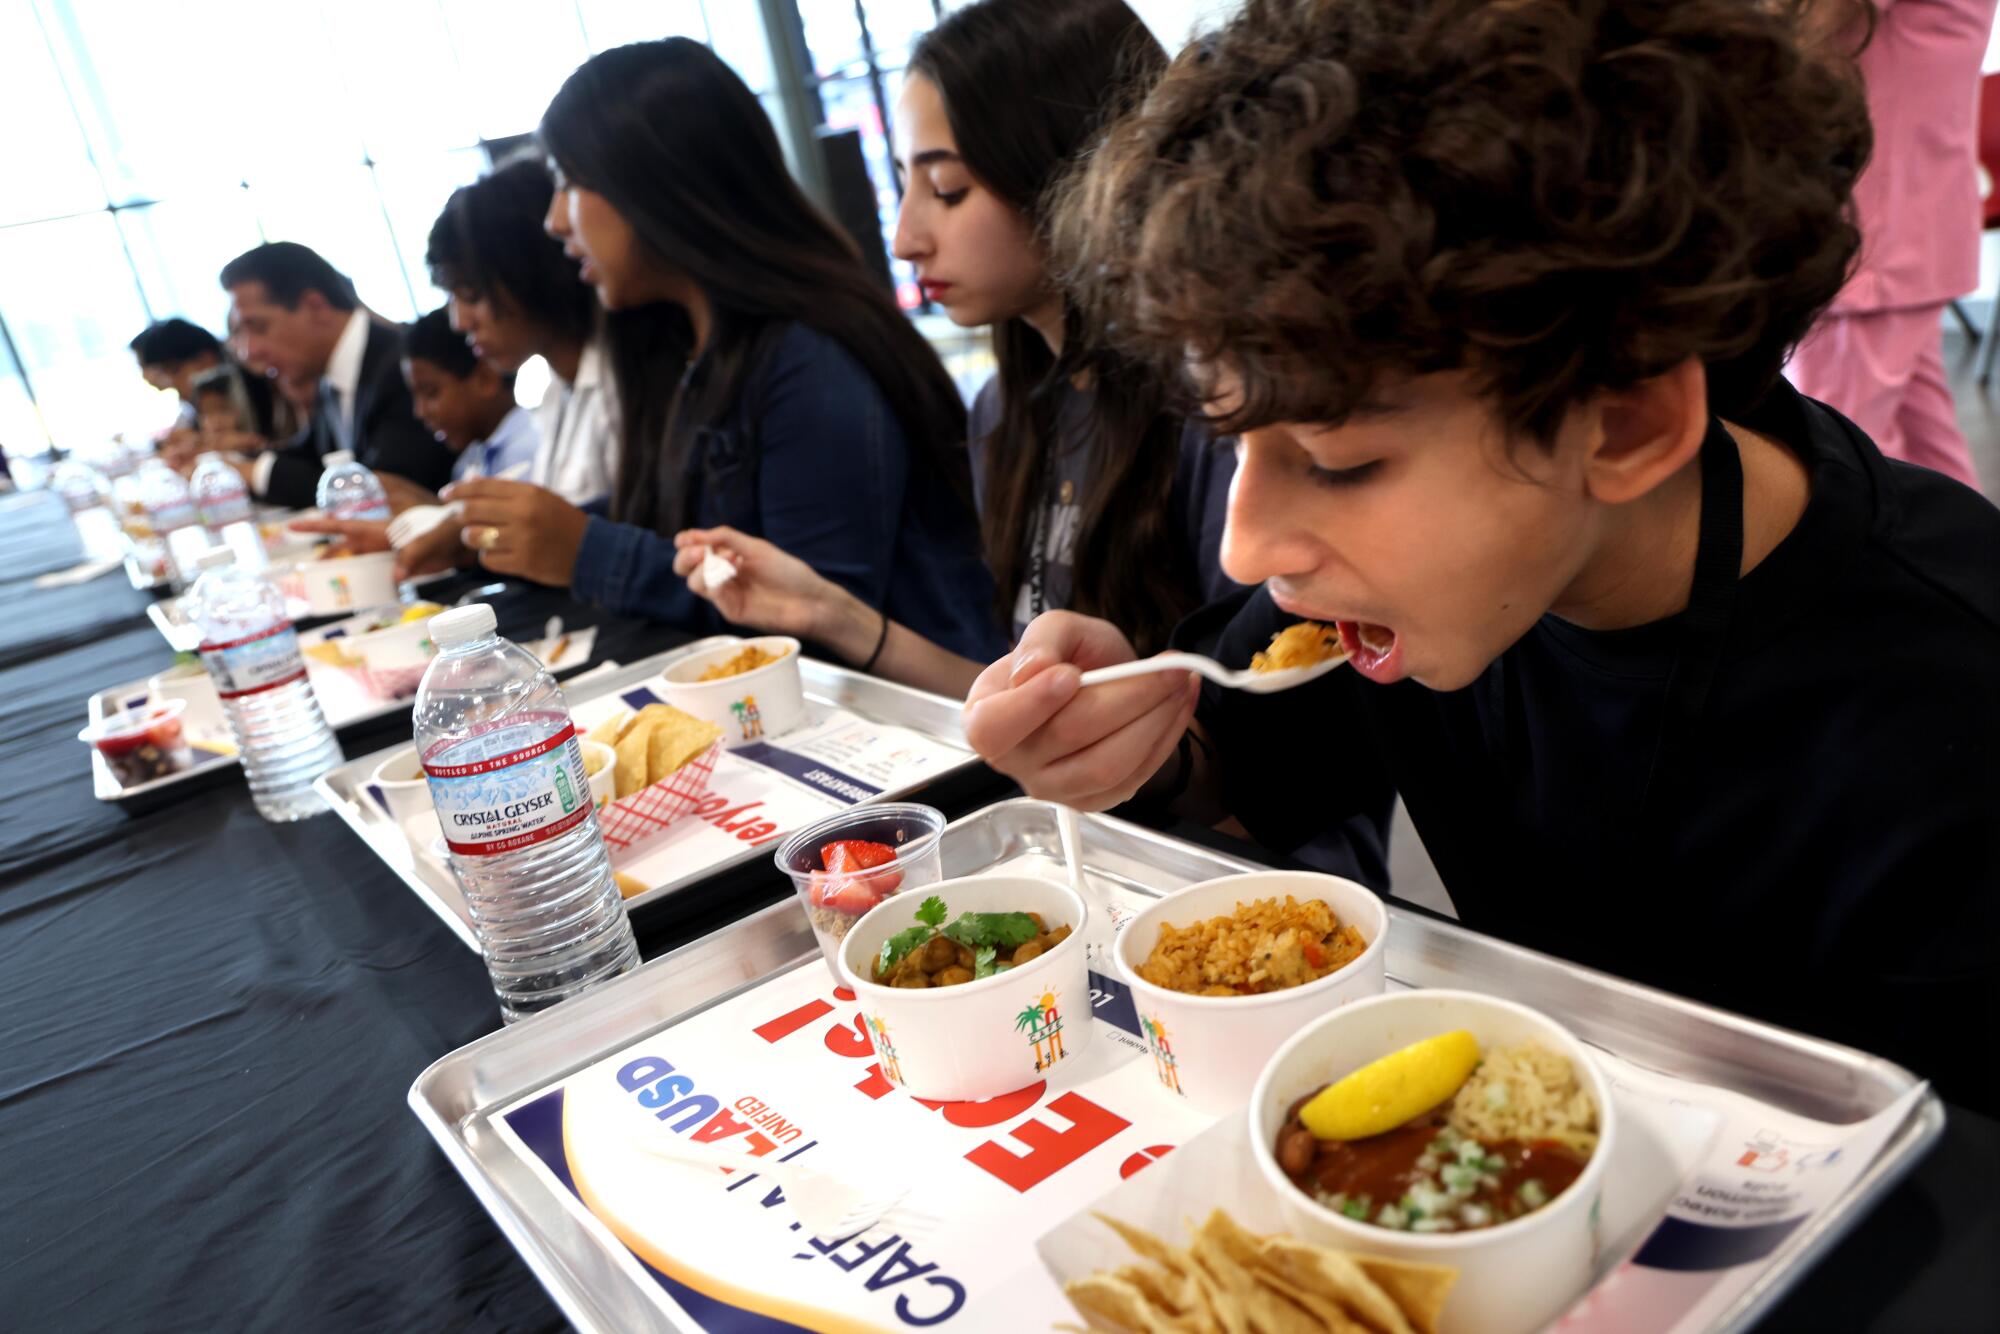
[440,38,1001,660]
[673,0,1237,696]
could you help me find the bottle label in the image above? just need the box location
[150,499,199,533]
[198,494,251,526]
[197,623,308,699]
[329,498,389,522]
[423,713,592,857]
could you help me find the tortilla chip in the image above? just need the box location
[1190,1225,1324,1334]
[1065,1273,1178,1334]
[1250,1268,1373,1334]
[1187,1212,1362,1334]
[1353,1257,1456,1334]
[613,712,657,798]
[1096,1215,1196,1277]
[1257,1236,1417,1334]
[584,710,632,749]
[639,704,721,783]
[1117,1261,1203,1322]
[613,872,647,900]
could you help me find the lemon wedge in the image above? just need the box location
[1297,1030,1481,1141]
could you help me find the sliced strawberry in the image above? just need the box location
[821,840,897,874]
[808,871,884,916]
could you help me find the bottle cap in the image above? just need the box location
[322,450,355,468]
[430,603,497,648]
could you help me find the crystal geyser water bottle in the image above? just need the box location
[188,547,344,821]
[190,452,265,570]
[137,457,208,590]
[414,603,639,1022]
[314,450,391,521]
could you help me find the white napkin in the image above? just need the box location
[700,545,737,591]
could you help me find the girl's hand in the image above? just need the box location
[446,479,589,587]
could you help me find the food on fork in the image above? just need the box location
[1251,621,1346,673]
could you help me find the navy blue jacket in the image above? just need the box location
[572,322,1006,662]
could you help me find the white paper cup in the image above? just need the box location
[369,746,434,827]
[658,636,805,747]
[298,550,398,615]
[351,613,437,671]
[579,739,615,809]
[1248,989,1617,1334]
[1114,870,1388,1114]
[148,660,225,739]
[838,873,1091,1101]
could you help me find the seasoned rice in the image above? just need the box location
[1251,622,1344,672]
[1447,1040,1599,1154]
[1138,895,1367,996]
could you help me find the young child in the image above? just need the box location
[401,306,536,483]
[966,0,2000,1110]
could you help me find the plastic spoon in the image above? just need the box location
[1077,649,1348,695]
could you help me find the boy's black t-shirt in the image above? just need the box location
[1180,382,2000,1111]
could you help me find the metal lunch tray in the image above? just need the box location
[407,797,1943,1334]
[84,620,599,808]
[316,643,982,953]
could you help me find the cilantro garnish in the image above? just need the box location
[940,912,1040,951]
[878,896,949,975]
[875,898,1040,978]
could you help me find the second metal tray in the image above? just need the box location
[408,798,1942,1334]
[316,645,981,951]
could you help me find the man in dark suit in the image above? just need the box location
[219,242,455,510]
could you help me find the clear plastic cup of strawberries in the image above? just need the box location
[774,803,947,981]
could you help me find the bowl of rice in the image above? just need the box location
[1113,870,1387,1114]
[658,635,805,747]
[1248,989,1617,1334]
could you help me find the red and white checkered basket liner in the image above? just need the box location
[595,740,722,852]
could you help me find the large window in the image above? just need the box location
[0,0,773,453]
[790,1,959,314]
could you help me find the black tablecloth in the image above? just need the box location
[0,511,1993,1332]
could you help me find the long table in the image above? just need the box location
[0,509,1991,1332]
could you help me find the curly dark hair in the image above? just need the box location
[1055,0,1873,441]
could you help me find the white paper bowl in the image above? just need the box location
[658,636,805,747]
[837,873,1091,1101]
[1114,870,1388,1114]
[148,660,225,739]
[579,739,615,809]
[369,746,434,827]
[350,613,437,671]
[297,550,398,615]
[1248,989,1617,1334]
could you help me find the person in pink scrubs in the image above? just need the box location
[1788,0,1998,489]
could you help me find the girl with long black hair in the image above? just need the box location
[672,0,1237,697]
[441,38,1001,660]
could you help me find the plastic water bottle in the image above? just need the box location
[137,458,209,590]
[415,604,639,1022]
[315,450,391,521]
[190,452,266,570]
[50,458,124,563]
[189,547,344,821]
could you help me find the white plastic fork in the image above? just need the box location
[1076,648,1348,695]
[628,1134,927,1240]
[385,461,533,549]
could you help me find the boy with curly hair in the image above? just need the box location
[966,0,1999,1108]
